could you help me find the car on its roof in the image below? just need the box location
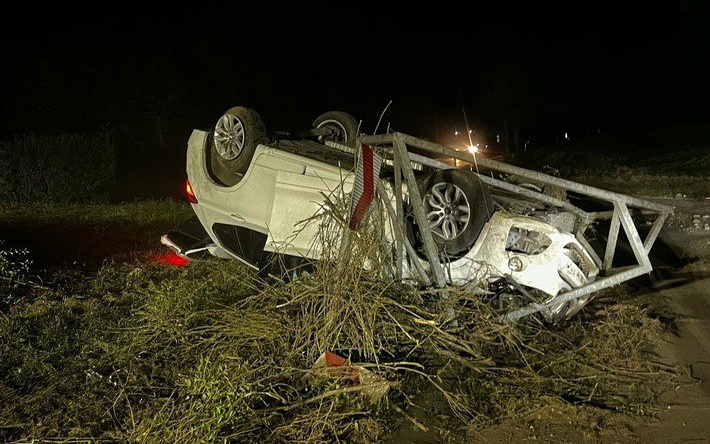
[163,105,611,322]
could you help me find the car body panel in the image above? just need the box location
[187,129,356,261]
[406,211,599,297]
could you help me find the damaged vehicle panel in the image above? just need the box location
[163,106,674,323]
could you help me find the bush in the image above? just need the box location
[0,131,116,204]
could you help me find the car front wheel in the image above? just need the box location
[418,169,496,258]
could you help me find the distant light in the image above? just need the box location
[468,129,473,134]
[454,130,460,136]
[496,134,500,143]
[564,132,569,140]
[468,145,478,154]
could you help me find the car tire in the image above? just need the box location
[417,168,496,257]
[312,111,360,147]
[211,106,268,177]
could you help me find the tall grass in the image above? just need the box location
[0,199,194,226]
[0,131,116,204]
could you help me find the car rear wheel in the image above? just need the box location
[418,169,496,258]
[211,106,268,177]
[312,111,360,147]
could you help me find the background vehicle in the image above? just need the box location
[163,106,672,322]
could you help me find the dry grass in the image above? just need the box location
[1,266,679,444]
[0,199,682,443]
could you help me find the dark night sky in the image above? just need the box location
[1,0,708,197]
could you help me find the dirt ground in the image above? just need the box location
[468,269,710,444]
[633,197,710,444]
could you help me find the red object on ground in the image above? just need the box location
[153,252,191,267]
[319,351,361,383]
[309,351,390,404]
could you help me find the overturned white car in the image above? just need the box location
[163,106,673,323]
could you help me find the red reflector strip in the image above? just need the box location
[348,144,382,230]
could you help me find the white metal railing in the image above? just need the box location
[357,132,675,322]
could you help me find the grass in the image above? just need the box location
[0,199,683,443]
[512,127,710,198]
[3,136,706,442]
[0,199,194,226]
[0,199,196,274]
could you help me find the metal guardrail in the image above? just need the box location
[358,132,675,322]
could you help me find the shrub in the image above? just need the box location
[0,131,116,204]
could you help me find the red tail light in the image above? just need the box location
[186,179,198,204]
